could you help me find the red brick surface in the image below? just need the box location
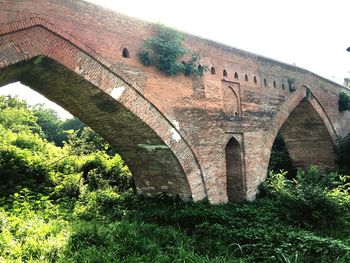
[0,0,349,203]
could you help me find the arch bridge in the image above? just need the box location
[0,0,349,203]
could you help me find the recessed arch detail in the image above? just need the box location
[222,84,241,117]
[225,137,245,202]
[0,18,207,201]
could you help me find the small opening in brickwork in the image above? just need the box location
[234,72,239,79]
[211,67,216,75]
[282,83,285,90]
[273,81,276,88]
[122,48,130,58]
[198,64,203,71]
[245,75,248,81]
[264,79,267,87]
[223,69,228,77]
[254,76,257,84]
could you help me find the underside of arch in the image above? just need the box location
[0,21,207,201]
[0,57,194,198]
[278,98,336,170]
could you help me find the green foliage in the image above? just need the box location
[259,167,350,231]
[339,91,350,111]
[65,127,115,156]
[288,78,296,92]
[0,96,43,135]
[139,24,206,76]
[336,133,350,173]
[306,87,313,99]
[183,54,208,76]
[60,117,85,137]
[1,95,350,262]
[268,133,295,176]
[32,104,65,146]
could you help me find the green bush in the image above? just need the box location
[268,133,295,176]
[339,92,350,111]
[288,78,296,92]
[2,95,350,262]
[337,133,350,173]
[139,24,206,76]
[259,167,350,230]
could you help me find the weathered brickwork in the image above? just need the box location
[0,0,349,203]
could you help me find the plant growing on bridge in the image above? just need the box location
[288,78,296,92]
[139,24,207,76]
[338,91,350,111]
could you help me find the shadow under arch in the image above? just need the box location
[225,137,245,202]
[0,18,207,201]
[268,89,337,172]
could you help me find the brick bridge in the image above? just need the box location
[0,0,349,203]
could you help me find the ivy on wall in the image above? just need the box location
[139,24,207,76]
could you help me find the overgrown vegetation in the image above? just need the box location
[1,95,350,262]
[139,24,207,76]
[268,133,295,176]
[288,78,296,92]
[337,133,350,173]
[339,91,350,111]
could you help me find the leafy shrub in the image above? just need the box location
[339,92,350,111]
[336,133,350,173]
[2,95,350,262]
[268,133,295,176]
[260,167,350,230]
[288,78,296,92]
[139,24,206,76]
[52,173,82,199]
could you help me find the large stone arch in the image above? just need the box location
[0,18,207,201]
[268,88,337,171]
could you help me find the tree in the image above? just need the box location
[32,104,65,146]
[0,96,43,136]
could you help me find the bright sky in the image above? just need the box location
[1,0,349,118]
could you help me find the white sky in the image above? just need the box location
[1,0,349,118]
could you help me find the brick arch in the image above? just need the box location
[0,18,207,201]
[267,88,337,171]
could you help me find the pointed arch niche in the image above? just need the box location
[222,81,242,118]
[225,136,245,202]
